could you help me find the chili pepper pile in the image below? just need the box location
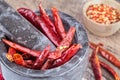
[89,42,120,80]
[2,3,82,70]
[86,4,120,24]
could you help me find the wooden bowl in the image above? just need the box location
[82,0,120,37]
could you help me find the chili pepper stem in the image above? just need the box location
[90,45,102,80]
[2,39,41,57]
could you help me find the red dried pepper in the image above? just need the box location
[51,7,66,39]
[90,46,102,80]
[52,44,81,67]
[48,51,61,60]
[0,70,4,80]
[0,74,4,80]
[13,54,34,68]
[100,50,120,68]
[39,3,57,35]
[56,27,76,53]
[41,59,54,70]
[43,27,76,69]
[89,41,120,68]
[33,45,50,69]
[100,61,120,80]
[17,8,37,27]
[18,8,61,46]
[13,53,26,66]
[41,51,61,70]
[24,60,34,67]
[48,27,76,59]
[2,39,41,57]
[22,53,31,60]
[6,47,16,62]
[34,16,61,46]
[8,47,16,55]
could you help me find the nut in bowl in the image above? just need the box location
[82,0,120,37]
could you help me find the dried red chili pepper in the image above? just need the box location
[39,3,57,35]
[0,66,4,80]
[18,8,61,46]
[33,45,50,69]
[2,39,41,57]
[90,46,102,80]
[0,74,4,80]
[47,27,76,60]
[13,53,26,66]
[34,16,61,46]
[41,59,54,70]
[100,61,120,80]
[22,53,31,60]
[25,60,34,67]
[17,8,37,27]
[0,73,4,80]
[89,41,120,68]
[52,44,81,67]
[41,51,61,70]
[48,51,61,60]
[51,7,66,39]
[40,49,61,70]
[8,47,17,55]
[100,50,120,68]
[56,27,76,52]
[6,47,16,62]
[43,27,76,69]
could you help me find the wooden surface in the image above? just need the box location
[4,0,120,80]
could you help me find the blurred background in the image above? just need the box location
[4,0,88,22]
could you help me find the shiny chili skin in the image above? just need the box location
[2,39,41,57]
[56,27,76,53]
[100,61,120,80]
[22,53,32,60]
[42,51,61,70]
[44,28,76,69]
[35,16,61,46]
[90,46,102,80]
[52,44,81,67]
[33,45,50,69]
[89,41,120,68]
[39,3,57,35]
[0,74,4,80]
[13,54,33,68]
[6,47,17,62]
[8,47,16,55]
[51,7,66,39]
[17,8,37,27]
[48,27,76,59]
[18,8,61,46]
[41,59,54,70]
[13,53,26,66]
[0,68,4,80]
[24,60,34,67]
[48,51,61,59]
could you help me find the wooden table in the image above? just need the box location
[4,0,120,80]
